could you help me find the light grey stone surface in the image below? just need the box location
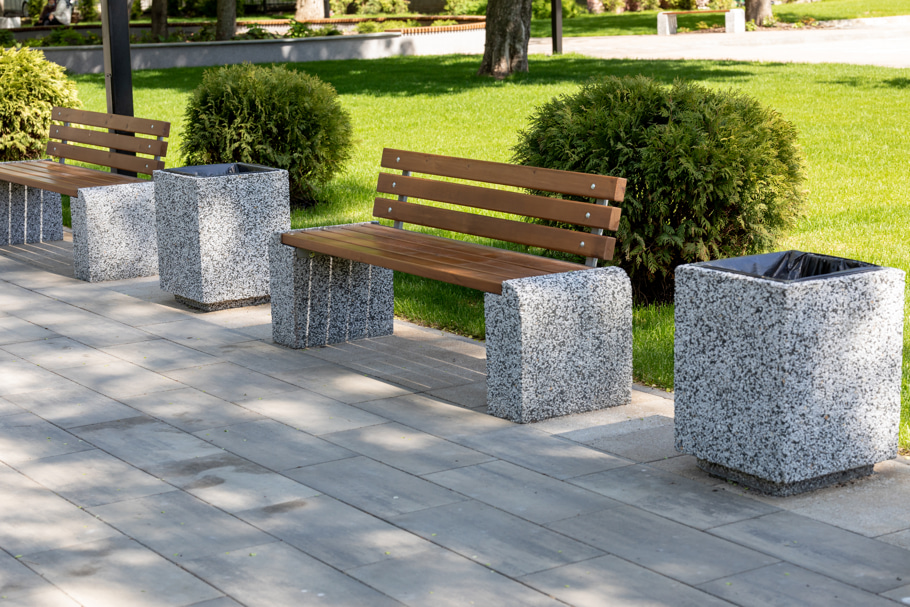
[269,225,394,348]
[154,167,290,310]
[675,263,906,495]
[71,182,159,282]
[485,267,633,423]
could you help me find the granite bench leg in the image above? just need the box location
[71,182,159,282]
[657,12,677,35]
[485,266,633,423]
[1,178,63,245]
[269,227,394,349]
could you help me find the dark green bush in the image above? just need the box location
[181,63,354,204]
[513,75,806,303]
[331,0,408,15]
[77,0,98,21]
[0,30,14,47]
[532,0,585,19]
[0,47,80,162]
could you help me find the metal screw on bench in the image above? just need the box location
[591,184,596,190]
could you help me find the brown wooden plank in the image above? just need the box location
[376,173,621,231]
[380,148,626,202]
[349,223,584,274]
[0,161,142,196]
[374,198,615,260]
[45,142,164,175]
[49,125,168,158]
[51,107,171,137]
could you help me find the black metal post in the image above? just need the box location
[100,0,135,175]
[551,0,563,55]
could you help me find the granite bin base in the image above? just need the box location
[674,251,906,496]
[155,164,290,311]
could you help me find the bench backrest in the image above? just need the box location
[374,148,626,264]
[46,107,171,177]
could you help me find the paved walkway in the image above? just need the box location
[529,16,910,68]
[2,237,910,606]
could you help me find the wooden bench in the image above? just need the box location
[657,8,745,35]
[0,106,170,281]
[270,148,635,423]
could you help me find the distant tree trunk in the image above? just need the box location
[745,0,772,26]
[216,0,235,40]
[295,0,322,20]
[151,0,167,39]
[478,0,532,79]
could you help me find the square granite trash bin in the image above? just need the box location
[154,163,291,311]
[674,251,906,496]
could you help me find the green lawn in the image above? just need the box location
[70,54,910,442]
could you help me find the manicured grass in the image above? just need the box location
[70,54,909,441]
[774,0,910,22]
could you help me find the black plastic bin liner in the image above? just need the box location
[701,250,878,282]
[165,163,277,178]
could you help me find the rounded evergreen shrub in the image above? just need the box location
[181,63,353,204]
[0,47,80,162]
[513,75,807,303]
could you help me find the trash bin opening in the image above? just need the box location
[700,250,878,282]
[165,163,277,178]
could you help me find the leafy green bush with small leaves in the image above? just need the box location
[532,0,585,19]
[331,0,408,15]
[26,0,44,20]
[443,0,486,14]
[233,25,277,39]
[513,75,807,303]
[77,0,98,21]
[181,63,353,204]
[0,47,80,162]
[0,30,15,47]
[285,20,342,38]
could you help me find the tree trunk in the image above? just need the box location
[215,0,235,41]
[295,0,322,20]
[477,0,532,79]
[151,0,168,40]
[745,0,772,26]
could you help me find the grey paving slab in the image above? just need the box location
[347,545,562,607]
[7,385,140,428]
[392,500,605,577]
[100,339,221,372]
[709,511,910,593]
[699,562,897,607]
[153,452,319,514]
[285,456,467,518]
[357,392,512,440]
[55,360,183,399]
[0,316,58,345]
[0,412,88,464]
[0,357,76,397]
[89,491,275,561]
[548,505,779,585]
[882,583,910,603]
[452,425,631,480]
[347,358,480,392]
[271,362,415,404]
[0,550,80,606]
[46,318,158,349]
[163,362,299,402]
[140,319,260,348]
[323,422,494,475]
[570,465,779,530]
[17,449,173,508]
[184,599,243,607]
[0,463,120,555]
[72,416,225,470]
[35,284,191,327]
[238,494,432,570]
[427,380,488,410]
[235,389,387,435]
[532,392,674,438]
[424,460,618,524]
[583,423,682,463]
[24,536,223,607]
[520,554,734,607]
[2,336,121,369]
[183,541,403,607]
[199,340,324,375]
[194,419,355,472]
[120,388,264,432]
[0,395,22,416]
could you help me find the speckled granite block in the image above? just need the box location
[154,168,290,310]
[71,182,158,282]
[674,262,906,496]
[269,226,394,349]
[0,174,62,245]
[485,267,633,424]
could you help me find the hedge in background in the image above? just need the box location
[181,64,353,204]
[513,75,807,303]
[0,47,80,162]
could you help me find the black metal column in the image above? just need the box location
[100,0,134,117]
[551,0,563,55]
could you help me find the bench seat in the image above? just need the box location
[0,160,144,198]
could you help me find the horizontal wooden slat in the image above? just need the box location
[51,107,171,138]
[45,142,164,176]
[376,173,621,231]
[0,160,143,196]
[374,198,615,260]
[381,148,626,202]
[49,124,168,158]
